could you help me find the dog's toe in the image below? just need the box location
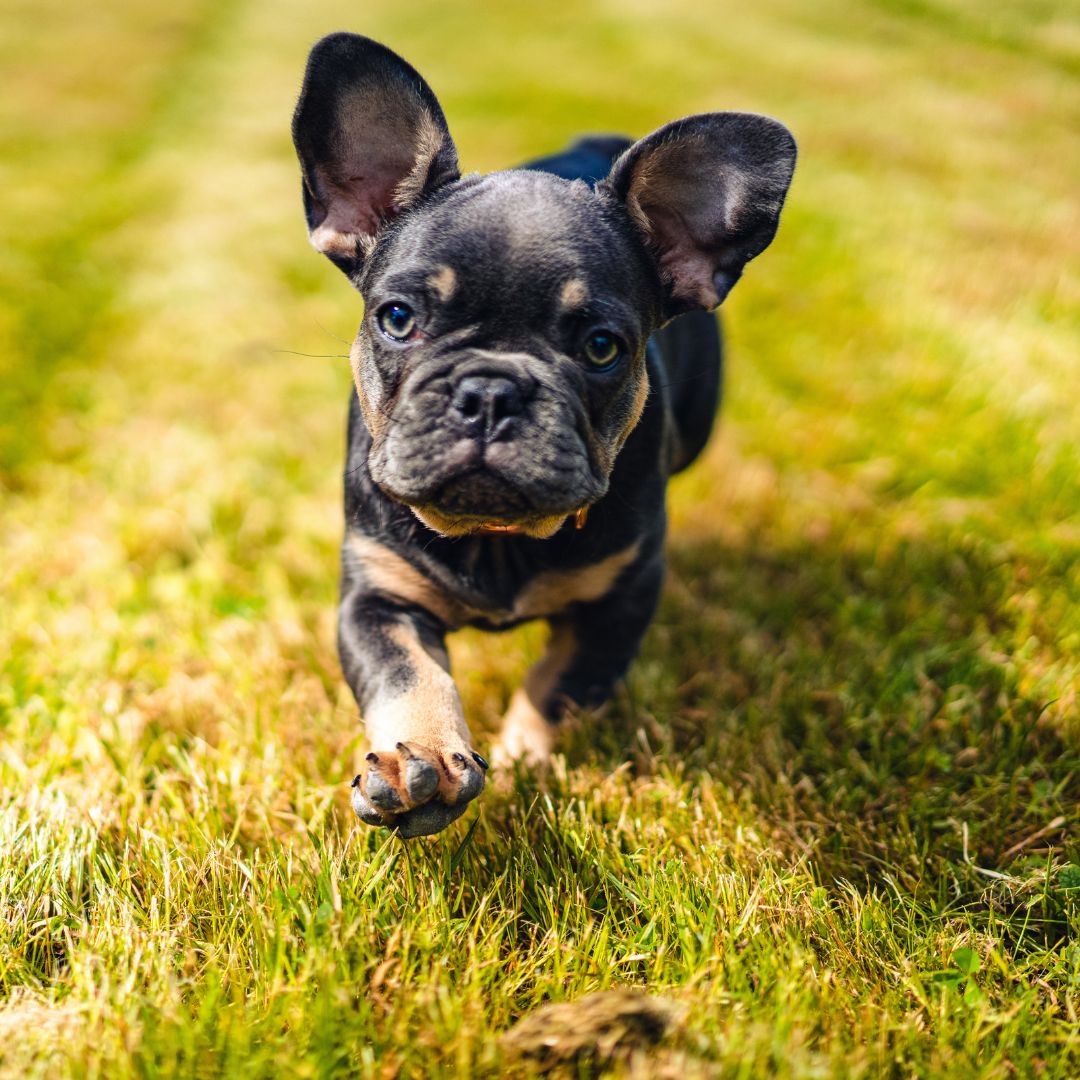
[450,751,485,802]
[363,752,406,811]
[350,778,386,825]
[397,742,441,803]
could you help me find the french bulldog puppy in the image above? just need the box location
[291,33,796,836]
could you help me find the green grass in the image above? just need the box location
[2,0,1079,1075]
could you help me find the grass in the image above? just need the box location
[1,0,1079,1075]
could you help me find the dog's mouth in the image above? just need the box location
[385,467,591,539]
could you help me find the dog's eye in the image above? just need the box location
[377,302,416,341]
[583,331,622,370]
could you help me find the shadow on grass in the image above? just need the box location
[564,522,1077,888]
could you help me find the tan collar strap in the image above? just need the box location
[475,506,589,537]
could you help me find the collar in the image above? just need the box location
[475,506,589,537]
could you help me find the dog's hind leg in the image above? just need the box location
[493,556,664,766]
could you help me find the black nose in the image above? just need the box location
[452,375,526,440]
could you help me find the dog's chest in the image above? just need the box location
[465,540,642,627]
[348,533,640,629]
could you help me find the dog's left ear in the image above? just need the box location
[292,33,460,276]
[602,113,796,317]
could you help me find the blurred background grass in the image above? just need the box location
[1,0,1079,1076]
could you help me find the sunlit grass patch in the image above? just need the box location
[1,0,1078,1075]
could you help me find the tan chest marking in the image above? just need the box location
[348,534,468,626]
[512,541,641,621]
[347,533,641,628]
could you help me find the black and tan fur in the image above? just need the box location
[291,33,796,836]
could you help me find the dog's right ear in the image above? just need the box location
[291,33,459,276]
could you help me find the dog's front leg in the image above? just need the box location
[339,587,487,837]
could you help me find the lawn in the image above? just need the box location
[1,0,1079,1075]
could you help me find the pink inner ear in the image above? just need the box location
[310,147,417,255]
[659,246,722,309]
[645,202,722,309]
[309,167,403,257]
[308,86,442,257]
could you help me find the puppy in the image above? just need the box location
[291,33,796,836]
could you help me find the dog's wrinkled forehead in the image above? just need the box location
[365,171,660,328]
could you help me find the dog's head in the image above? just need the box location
[292,33,796,538]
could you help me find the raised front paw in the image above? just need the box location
[350,741,488,838]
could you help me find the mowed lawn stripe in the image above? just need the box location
[0,0,243,478]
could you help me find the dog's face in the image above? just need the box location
[352,172,662,537]
[292,34,796,537]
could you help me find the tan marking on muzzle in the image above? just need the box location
[349,336,390,441]
[618,367,650,449]
[410,506,569,541]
